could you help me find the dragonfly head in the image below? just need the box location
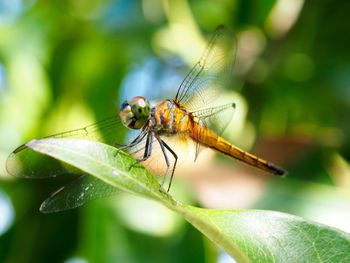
[119,96,151,130]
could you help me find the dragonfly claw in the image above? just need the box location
[159,185,166,193]
[128,156,149,171]
[128,160,140,171]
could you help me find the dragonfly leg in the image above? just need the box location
[136,132,153,162]
[114,130,148,158]
[129,132,153,169]
[115,129,148,150]
[156,136,178,192]
[161,140,178,192]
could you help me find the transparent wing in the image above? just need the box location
[6,116,150,212]
[6,116,130,179]
[175,25,236,111]
[37,135,187,212]
[192,102,236,159]
[192,102,236,136]
[40,175,120,213]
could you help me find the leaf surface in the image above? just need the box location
[27,138,350,262]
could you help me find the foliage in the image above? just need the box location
[26,138,350,262]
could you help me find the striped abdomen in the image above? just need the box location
[190,122,286,176]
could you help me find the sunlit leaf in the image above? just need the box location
[27,138,350,262]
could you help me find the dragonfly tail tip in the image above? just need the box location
[266,162,287,177]
[275,166,287,177]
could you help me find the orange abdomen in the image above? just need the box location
[190,122,285,176]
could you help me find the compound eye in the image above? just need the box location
[132,103,149,119]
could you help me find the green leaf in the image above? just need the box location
[177,207,350,262]
[27,138,350,262]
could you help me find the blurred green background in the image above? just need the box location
[1,0,350,262]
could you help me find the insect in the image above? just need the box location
[6,26,285,212]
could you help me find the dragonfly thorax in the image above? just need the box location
[149,100,192,136]
[119,96,151,130]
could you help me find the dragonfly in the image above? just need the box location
[6,25,286,212]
